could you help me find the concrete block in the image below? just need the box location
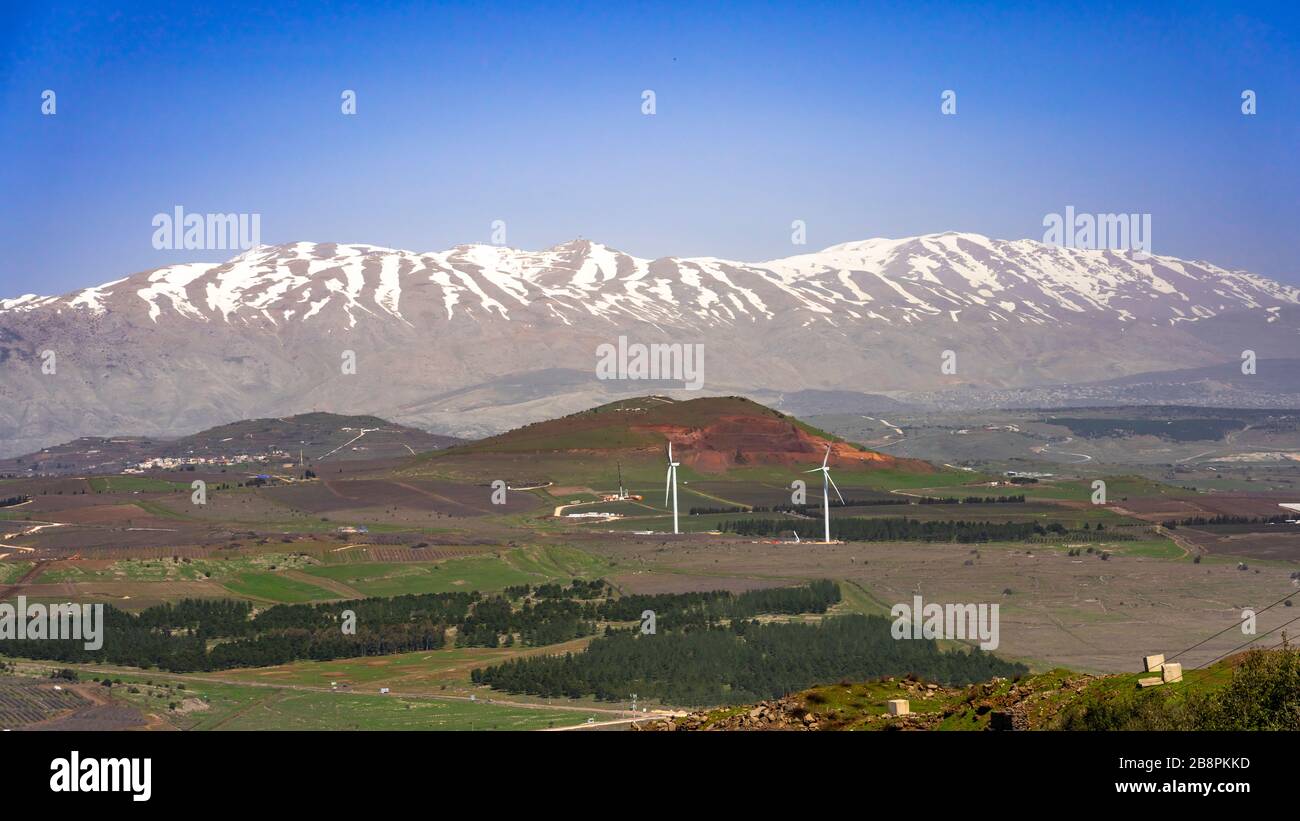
[1138,677,1163,688]
[1162,662,1183,683]
[1143,654,1165,672]
[886,699,910,716]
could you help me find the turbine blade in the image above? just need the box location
[827,472,845,504]
[801,467,821,474]
[665,467,672,505]
[822,444,831,468]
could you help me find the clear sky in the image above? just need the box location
[2,0,1297,297]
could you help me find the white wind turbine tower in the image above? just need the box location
[664,442,680,534]
[803,445,844,543]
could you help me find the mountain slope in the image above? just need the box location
[0,412,461,475]
[7,234,1294,329]
[3,233,1297,457]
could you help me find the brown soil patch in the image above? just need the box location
[634,414,929,474]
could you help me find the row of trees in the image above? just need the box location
[505,579,609,600]
[689,499,904,516]
[598,579,840,627]
[0,579,842,672]
[472,614,1027,706]
[1162,514,1292,528]
[689,495,1026,516]
[720,516,1075,543]
[0,583,593,671]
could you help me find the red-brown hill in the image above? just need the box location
[423,395,932,476]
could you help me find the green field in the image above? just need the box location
[304,545,610,596]
[211,689,594,730]
[903,475,1198,504]
[26,545,612,605]
[94,671,598,730]
[89,476,191,493]
[0,561,33,584]
[39,553,318,583]
[831,579,893,617]
[216,641,595,690]
[302,560,517,597]
[222,572,339,603]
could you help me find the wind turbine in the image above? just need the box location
[664,442,680,534]
[803,445,844,543]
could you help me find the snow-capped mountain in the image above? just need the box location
[6,234,1296,329]
[2,233,1297,457]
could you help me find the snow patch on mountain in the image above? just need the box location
[5,234,1297,332]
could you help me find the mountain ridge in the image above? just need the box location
[0,411,463,476]
[2,232,1297,458]
[6,233,1296,329]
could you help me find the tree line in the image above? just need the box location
[0,578,843,673]
[689,495,1024,516]
[597,579,840,628]
[472,614,1027,706]
[0,582,591,671]
[720,516,1085,543]
[1162,514,1292,529]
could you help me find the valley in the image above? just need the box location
[2,396,1297,730]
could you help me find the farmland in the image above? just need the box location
[1,663,605,731]
[199,689,598,731]
[0,675,88,727]
[299,546,611,597]
[2,396,1298,731]
[114,676,600,731]
[0,561,32,584]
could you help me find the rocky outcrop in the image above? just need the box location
[636,671,1098,732]
[634,697,821,731]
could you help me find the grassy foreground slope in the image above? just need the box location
[641,646,1300,731]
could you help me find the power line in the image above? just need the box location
[1162,586,1300,666]
[1178,612,1300,689]
[1193,613,1300,671]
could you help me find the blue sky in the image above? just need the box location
[1,0,1297,296]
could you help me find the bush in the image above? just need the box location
[1196,647,1300,730]
[1057,647,1300,731]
